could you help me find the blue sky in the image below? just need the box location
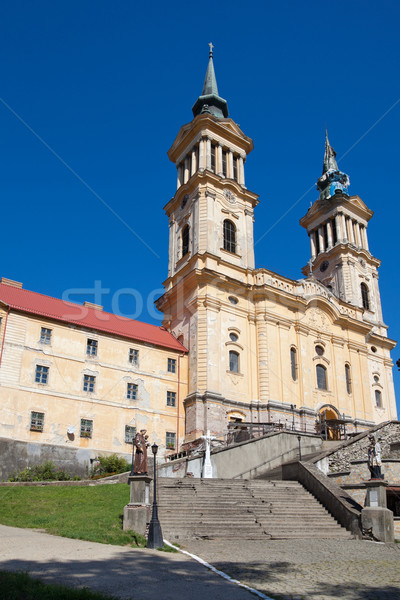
[1,1,399,412]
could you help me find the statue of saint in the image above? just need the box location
[133,429,148,475]
[367,434,384,479]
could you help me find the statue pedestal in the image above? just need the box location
[123,475,152,535]
[361,480,394,543]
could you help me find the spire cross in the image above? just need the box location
[208,42,214,57]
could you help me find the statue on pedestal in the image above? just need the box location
[133,429,148,475]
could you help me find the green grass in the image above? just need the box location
[0,571,120,599]
[0,484,146,547]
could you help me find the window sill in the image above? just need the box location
[226,370,244,377]
[220,248,241,259]
[30,428,43,433]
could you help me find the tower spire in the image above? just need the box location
[316,130,350,201]
[192,44,229,119]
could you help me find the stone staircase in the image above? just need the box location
[157,478,353,541]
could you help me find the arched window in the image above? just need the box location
[375,389,382,408]
[223,220,236,253]
[182,225,189,257]
[345,363,352,394]
[361,283,370,310]
[229,350,239,373]
[316,364,327,390]
[290,347,297,381]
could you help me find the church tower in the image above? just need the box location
[156,46,260,440]
[300,132,385,332]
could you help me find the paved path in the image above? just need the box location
[183,538,400,600]
[0,525,254,600]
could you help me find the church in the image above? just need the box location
[0,47,396,476]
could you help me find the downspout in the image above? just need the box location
[0,306,10,368]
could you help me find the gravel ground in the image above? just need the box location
[181,538,400,600]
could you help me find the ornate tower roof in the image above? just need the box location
[192,43,229,119]
[316,130,350,201]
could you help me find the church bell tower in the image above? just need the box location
[300,132,385,330]
[156,45,259,441]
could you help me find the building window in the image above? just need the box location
[228,296,238,305]
[127,383,138,400]
[83,374,96,393]
[222,150,227,177]
[316,364,327,390]
[35,365,49,384]
[166,431,176,450]
[167,391,176,407]
[129,348,139,366]
[290,347,297,381]
[229,332,238,342]
[86,338,98,356]
[375,389,382,408]
[315,345,324,356]
[30,411,44,432]
[345,363,352,394]
[168,358,176,373]
[80,419,93,438]
[182,225,189,257]
[223,219,236,253]
[229,350,239,373]
[361,283,370,310]
[40,327,52,344]
[315,230,320,255]
[125,425,136,444]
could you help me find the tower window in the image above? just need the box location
[210,144,216,172]
[331,218,337,245]
[361,283,370,310]
[229,332,238,342]
[375,389,382,408]
[316,364,327,390]
[182,225,189,257]
[323,223,329,250]
[222,150,227,177]
[345,363,352,394]
[315,230,320,255]
[233,156,238,181]
[315,345,324,357]
[229,350,239,373]
[290,347,297,381]
[223,219,236,253]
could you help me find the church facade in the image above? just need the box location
[0,48,397,476]
[156,47,397,442]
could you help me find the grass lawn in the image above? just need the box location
[0,571,121,599]
[0,484,146,547]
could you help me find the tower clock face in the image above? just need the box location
[223,189,236,204]
[320,260,329,272]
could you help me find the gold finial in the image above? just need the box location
[208,42,214,57]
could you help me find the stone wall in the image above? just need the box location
[326,421,400,473]
[0,437,131,480]
[327,460,400,485]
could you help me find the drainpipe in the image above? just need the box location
[177,353,184,454]
[0,306,10,368]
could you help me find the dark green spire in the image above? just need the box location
[192,43,229,119]
[322,129,339,173]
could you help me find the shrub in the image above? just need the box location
[91,454,130,478]
[8,461,76,482]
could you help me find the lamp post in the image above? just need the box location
[290,404,296,431]
[297,435,302,461]
[146,443,163,549]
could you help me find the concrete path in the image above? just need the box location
[184,538,400,600]
[0,525,254,600]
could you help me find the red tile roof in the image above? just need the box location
[0,282,187,353]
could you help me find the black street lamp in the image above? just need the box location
[297,435,302,461]
[147,442,163,549]
[290,404,296,431]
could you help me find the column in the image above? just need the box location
[310,232,316,258]
[177,164,183,189]
[340,213,347,242]
[361,225,369,251]
[327,220,333,248]
[228,150,233,179]
[199,138,205,170]
[335,214,342,242]
[191,148,197,176]
[318,226,325,253]
[354,222,361,247]
[239,156,245,186]
[184,156,189,184]
[206,138,211,170]
[347,218,355,244]
[256,313,269,403]
[217,144,223,176]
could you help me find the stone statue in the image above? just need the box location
[133,429,148,475]
[367,434,383,479]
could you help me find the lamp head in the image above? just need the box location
[151,443,158,455]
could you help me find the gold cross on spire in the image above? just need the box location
[208,42,214,57]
